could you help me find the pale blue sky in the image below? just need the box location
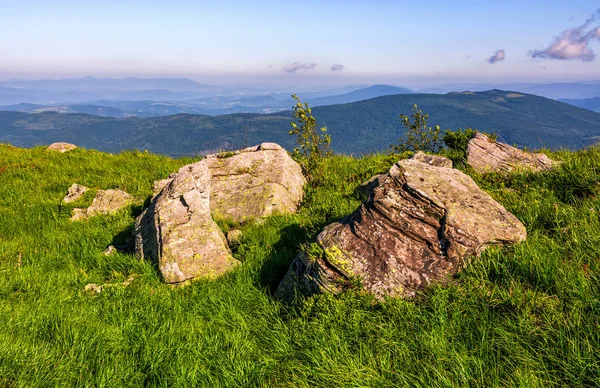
[0,0,599,87]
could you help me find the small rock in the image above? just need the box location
[70,208,87,221]
[467,132,558,174]
[71,189,133,221]
[63,184,88,203]
[103,245,117,256]
[47,142,77,153]
[226,229,243,248]
[84,283,103,294]
[84,277,135,294]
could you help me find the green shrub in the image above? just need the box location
[392,104,443,153]
[289,94,332,181]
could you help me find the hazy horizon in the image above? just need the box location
[2,1,600,88]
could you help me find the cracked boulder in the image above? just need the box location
[467,132,558,174]
[276,157,527,301]
[134,160,238,284]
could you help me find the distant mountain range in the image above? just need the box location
[0,85,414,117]
[1,90,599,156]
[421,81,600,100]
[559,97,600,113]
[309,85,413,106]
[0,76,214,92]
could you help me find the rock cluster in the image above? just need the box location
[134,161,238,284]
[467,133,558,173]
[135,143,306,283]
[276,155,527,301]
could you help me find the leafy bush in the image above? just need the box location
[392,104,443,153]
[289,94,332,181]
[441,128,477,166]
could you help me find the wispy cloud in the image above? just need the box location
[487,49,505,64]
[283,62,317,73]
[530,9,600,61]
[330,64,345,71]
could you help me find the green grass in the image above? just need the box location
[0,143,599,387]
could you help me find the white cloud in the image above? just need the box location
[530,9,600,61]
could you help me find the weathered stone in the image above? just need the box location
[276,157,527,301]
[134,160,238,284]
[63,183,88,203]
[411,151,453,168]
[226,229,243,248]
[84,277,135,294]
[467,132,558,174]
[103,245,117,256]
[152,178,174,199]
[47,142,77,153]
[70,208,87,221]
[357,153,452,199]
[70,189,133,220]
[357,174,387,199]
[205,143,306,222]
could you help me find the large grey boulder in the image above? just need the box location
[134,160,238,284]
[276,157,527,301]
[153,143,306,223]
[467,132,558,174]
[205,143,306,222]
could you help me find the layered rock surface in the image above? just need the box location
[467,132,558,173]
[134,161,237,284]
[276,157,527,301]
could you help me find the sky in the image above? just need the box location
[0,0,599,87]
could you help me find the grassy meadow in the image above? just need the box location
[0,143,598,387]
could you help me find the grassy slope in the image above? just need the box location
[0,144,599,387]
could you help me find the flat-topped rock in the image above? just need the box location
[276,157,526,301]
[467,132,558,174]
[71,189,132,220]
[205,143,306,222]
[357,153,452,199]
[134,160,238,284]
[47,142,77,153]
[153,143,307,223]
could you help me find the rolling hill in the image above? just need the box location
[309,84,413,106]
[560,97,600,113]
[1,90,600,156]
